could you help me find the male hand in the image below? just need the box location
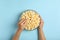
[38,16,44,30]
[18,18,27,30]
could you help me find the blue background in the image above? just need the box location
[0,0,60,40]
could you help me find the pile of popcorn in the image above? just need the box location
[21,10,40,30]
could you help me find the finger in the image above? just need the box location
[39,15,42,22]
[19,18,27,24]
[39,15,43,20]
[41,19,44,23]
[21,19,27,25]
[39,16,44,26]
[40,19,44,27]
[22,18,27,23]
[20,18,26,22]
[19,18,27,25]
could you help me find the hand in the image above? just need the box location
[38,17,46,40]
[18,18,27,30]
[38,16,44,30]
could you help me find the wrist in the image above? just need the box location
[38,28,42,31]
[18,28,23,32]
[38,26,43,30]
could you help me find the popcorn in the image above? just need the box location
[20,10,40,30]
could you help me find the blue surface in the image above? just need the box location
[0,0,60,40]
